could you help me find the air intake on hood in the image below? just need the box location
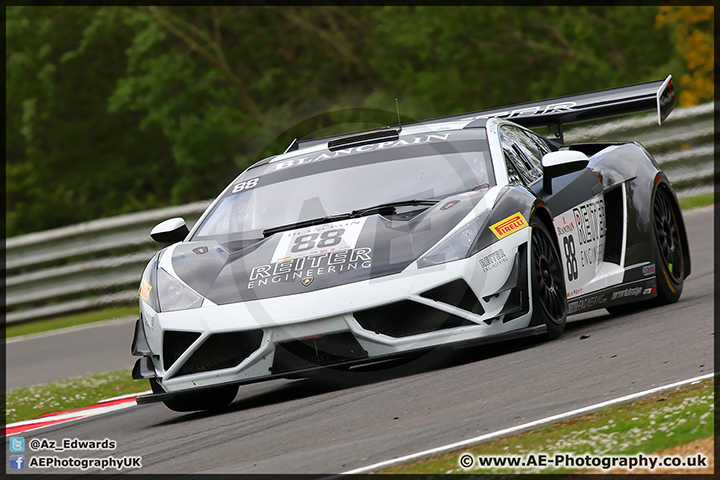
[327,128,401,151]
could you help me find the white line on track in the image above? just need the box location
[98,390,151,403]
[340,372,716,474]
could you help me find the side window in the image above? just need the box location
[504,153,523,186]
[502,143,533,186]
[515,130,543,178]
[532,135,551,157]
[499,125,543,185]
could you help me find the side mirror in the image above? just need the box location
[150,217,189,244]
[542,150,589,194]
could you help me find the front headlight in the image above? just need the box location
[139,254,160,311]
[156,268,204,312]
[417,212,490,268]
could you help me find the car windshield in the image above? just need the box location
[192,129,494,241]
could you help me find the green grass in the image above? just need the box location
[3,368,150,424]
[679,192,714,211]
[5,305,138,338]
[381,379,715,474]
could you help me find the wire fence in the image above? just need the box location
[4,102,714,325]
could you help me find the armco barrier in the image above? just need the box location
[4,103,714,324]
[5,201,211,324]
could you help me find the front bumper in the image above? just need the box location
[133,231,533,399]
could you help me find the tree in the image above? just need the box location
[6,6,176,235]
[5,6,692,236]
[656,6,714,107]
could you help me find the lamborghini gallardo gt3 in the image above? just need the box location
[131,76,690,411]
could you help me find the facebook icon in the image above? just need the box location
[10,455,25,470]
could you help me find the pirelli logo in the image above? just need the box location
[489,212,528,239]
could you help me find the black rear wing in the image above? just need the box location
[453,75,675,133]
[292,76,674,151]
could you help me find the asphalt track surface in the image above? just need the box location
[5,207,713,474]
[6,317,137,389]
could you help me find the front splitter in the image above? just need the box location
[135,324,547,404]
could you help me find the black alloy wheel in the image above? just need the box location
[652,185,685,304]
[654,186,684,285]
[530,220,567,339]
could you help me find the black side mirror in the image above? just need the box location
[150,217,189,244]
[541,150,590,194]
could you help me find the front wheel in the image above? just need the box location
[159,384,239,413]
[530,220,567,339]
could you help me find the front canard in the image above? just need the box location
[489,212,528,239]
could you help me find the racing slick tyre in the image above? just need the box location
[607,184,685,316]
[649,184,685,304]
[150,379,239,412]
[530,219,567,340]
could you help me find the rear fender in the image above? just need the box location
[591,143,661,269]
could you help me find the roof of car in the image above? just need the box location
[246,117,491,173]
[242,123,491,181]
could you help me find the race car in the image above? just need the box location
[132,75,690,412]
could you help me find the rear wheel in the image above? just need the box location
[652,184,685,304]
[530,220,567,339]
[607,184,685,315]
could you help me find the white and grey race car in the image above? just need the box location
[132,76,690,412]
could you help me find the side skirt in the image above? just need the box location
[567,278,658,315]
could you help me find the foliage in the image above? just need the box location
[656,6,714,107]
[6,6,692,236]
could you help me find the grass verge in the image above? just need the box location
[5,305,137,339]
[679,191,714,211]
[3,368,149,424]
[380,378,715,474]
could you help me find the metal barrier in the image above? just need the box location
[565,101,715,197]
[4,102,715,324]
[5,201,211,324]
